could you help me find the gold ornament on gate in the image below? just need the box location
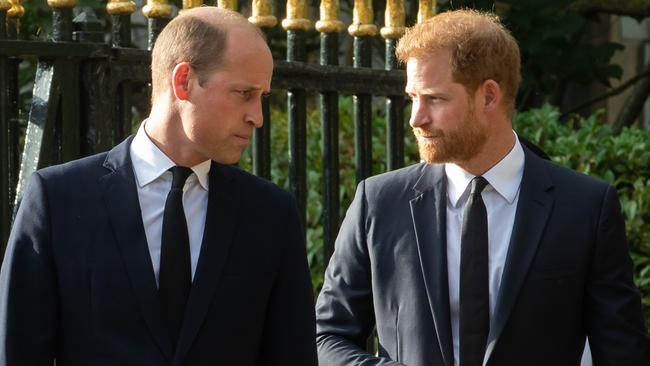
[181,0,202,11]
[282,0,311,31]
[315,0,343,33]
[7,0,23,17]
[217,0,236,11]
[0,0,12,11]
[143,0,172,18]
[418,0,436,23]
[380,0,405,39]
[106,0,136,15]
[47,0,77,9]
[348,0,377,37]
[249,0,277,28]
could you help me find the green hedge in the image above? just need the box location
[240,99,650,326]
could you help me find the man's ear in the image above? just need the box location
[171,62,192,101]
[481,79,502,112]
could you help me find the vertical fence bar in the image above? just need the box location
[143,0,172,50]
[74,9,112,156]
[108,0,136,142]
[50,0,81,164]
[0,0,25,229]
[5,0,21,39]
[49,0,75,42]
[249,0,277,180]
[0,0,12,253]
[282,0,311,227]
[316,0,343,265]
[418,0,436,24]
[348,0,376,183]
[381,0,405,171]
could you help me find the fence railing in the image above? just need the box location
[0,0,437,265]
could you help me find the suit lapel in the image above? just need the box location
[98,136,174,362]
[173,162,241,366]
[484,148,554,365]
[410,164,454,366]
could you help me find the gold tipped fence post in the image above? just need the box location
[217,0,236,11]
[106,0,136,47]
[47,0,77,41]
[418,0,436,23]
[249,0,276,180]
[106,0,136,17]
[315,0,343,33]
[6,0,21,18]
[316,0,343,265]
[381,0,405,171]
[181,0,202,11]
[249,0,277,28]
[348,0,376,185]
[380,0,405,39]
[282,0,311,229]
[142,0,172,50]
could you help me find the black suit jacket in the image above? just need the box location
[316,145,650,365]
[0,137,318,366]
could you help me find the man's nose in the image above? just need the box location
[409,98,430,128]
[247,101,264,128]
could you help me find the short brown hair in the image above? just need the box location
[150,7,260,101]
[396,9,521,114]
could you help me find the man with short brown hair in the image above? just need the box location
[0,7,317,366]
[316,9,649,366]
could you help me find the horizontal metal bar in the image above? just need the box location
[273,60,406,96]
[1,41,407,96]
[0,40,150,62]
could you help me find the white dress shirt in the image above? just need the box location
[130,122,211,285]
[445,133,525,365]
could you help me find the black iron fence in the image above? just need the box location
[0,0,434,265]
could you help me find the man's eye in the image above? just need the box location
[237,90,251,98]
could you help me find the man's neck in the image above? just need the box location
[144,102,204,167]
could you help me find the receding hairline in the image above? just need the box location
[174,6,261,38]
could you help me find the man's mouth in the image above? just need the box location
[234,134,251,143]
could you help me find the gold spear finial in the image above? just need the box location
[380,0,405,39]
[418,0,436,23]
[106,0,136,15]
[315,0,343,33]
[217,0,236,11]
[249,0,277,28]
[180,0,202,11]
[7,0,24,17]
[348,0,377,37]
[47,0,77,9]
[142,0,172,18]
[0,0,12,11]
[282,0,311,31]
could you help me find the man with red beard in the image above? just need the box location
[316,9,650,366]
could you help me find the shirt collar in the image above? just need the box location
[130,120,211,191]
[445,131,525,207]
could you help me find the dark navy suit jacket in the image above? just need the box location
[316,144,650,366]
[0,137,318,366]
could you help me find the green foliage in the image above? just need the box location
[515,105,650,326]
[445,0,625,108]
[240,96,417,291]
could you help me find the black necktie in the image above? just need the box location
[459,176,490,366]
[159,166,193,345]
